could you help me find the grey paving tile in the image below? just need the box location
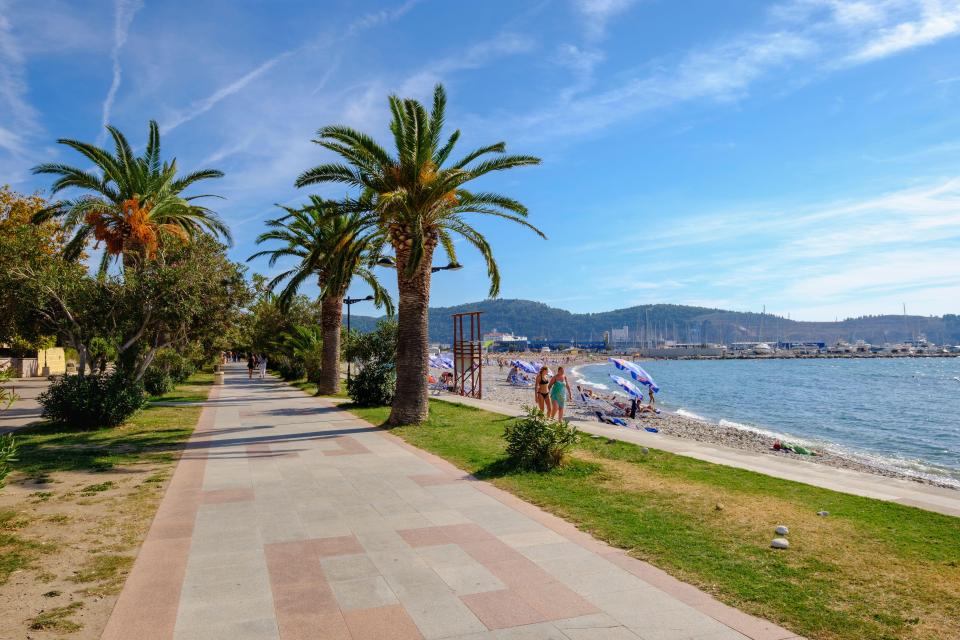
[329,575,398,611]
[392,579,487,639]
[416,543,476,569]
[174,616,280,640]
[434,562,505,595]
[176,595,275,629]
[320,553,380,582]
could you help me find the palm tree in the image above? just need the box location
[296,84,543,424]
[31,120,230,273]
[249,196,393,395]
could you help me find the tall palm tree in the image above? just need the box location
[31,120,230,273]
[249,196,393,395]
[296,84,543,424]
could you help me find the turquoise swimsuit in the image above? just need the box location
[550,378,567,407]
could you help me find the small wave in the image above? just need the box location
[675,409,708,421]
[575,378,608,390]
[718,419,794,441]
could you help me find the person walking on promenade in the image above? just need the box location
[258,355,268,379]
[247,353,255,380]
[534,366,552,415]
[548,366,574,422]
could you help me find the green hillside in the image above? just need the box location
[347,299,959,345]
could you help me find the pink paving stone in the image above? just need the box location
[438,523,495,543]
[397,526,453,548]
[202,487,256,504]
[308,534,366,557]
[408,473,463,486]
[343,605,425,640]
[278,612,352,640]
[272,583,340,616]
[484,557,556,589]
[266,541,324,586]
[460,589,548,629]
[325,435,372,456]
[514,581,600,620]
[148,518,195,541]
[459,539,526,565]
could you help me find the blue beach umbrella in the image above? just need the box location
[609,358,660,393]
[609,374,646,399]
[513,360,538,374]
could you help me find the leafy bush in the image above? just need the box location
[303,343,324,384]
[272,355,305,381]
[142,368,174,396]
[348,362,396,406]
[0,434,17,489]
[503,407,580,471]
[39,372,146,429]
[345,320,397,406]
[142,348,195,395]
[149,349,195,384]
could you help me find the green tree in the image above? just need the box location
[296,84,543,423]
[249,196,393,395]
[31,121,230,272]
[5,235,248,380]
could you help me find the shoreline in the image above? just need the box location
[452,358,960,491]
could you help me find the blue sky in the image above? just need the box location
[2,0,960,321]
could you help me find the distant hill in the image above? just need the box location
[347,299,960,346]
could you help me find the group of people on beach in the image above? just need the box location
[579,385,657,418]
[246,353,268,380]
[533,365,575,421]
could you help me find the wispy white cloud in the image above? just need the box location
[573,0,638,40]
[399,32,536,97]
[97,0,143,143]
[160,1,423,137]
[573,176,960,319]
[492,0,960,143]
[160,52,293,134]
[0,3,42,181]
[344,0,424,36]
[847,0,960,62]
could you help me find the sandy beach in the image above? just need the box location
[434,357,959,490]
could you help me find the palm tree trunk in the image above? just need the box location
[388,245,433,425]
[318,296,342,395]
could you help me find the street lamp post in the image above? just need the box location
[431,262,463,273]
[344,295,374,385]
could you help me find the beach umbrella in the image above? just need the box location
[609,358,660,393]
[609,374,645,399]
[513,360,537,374]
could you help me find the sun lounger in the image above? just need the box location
[575,391,625,416]
[508,374,532,387]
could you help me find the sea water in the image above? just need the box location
[573,357,960,487]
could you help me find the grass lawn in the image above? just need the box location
[0,372,212,638]
[347,399,960,640]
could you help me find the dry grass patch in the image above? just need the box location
[0,373,209,639]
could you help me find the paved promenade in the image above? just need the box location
[103,366,801,640]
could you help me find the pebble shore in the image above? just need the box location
[459,361,959,490]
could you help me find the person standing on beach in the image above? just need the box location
[534,366,552,415]
[548,366,574,421]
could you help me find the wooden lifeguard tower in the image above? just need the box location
[451,311,482,399]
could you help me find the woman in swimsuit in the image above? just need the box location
[534,366,552,415]
[548,366,574,421]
